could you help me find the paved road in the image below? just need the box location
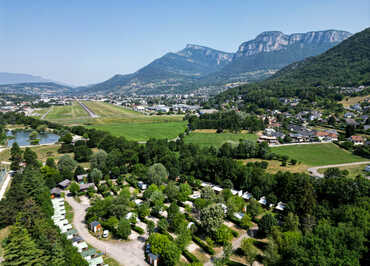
[65,196,147,266]
[77,100,99,118]
[41,106,53,119]
[269,141,330,147]
[308,161,370,178]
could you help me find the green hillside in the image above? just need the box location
[215,27,370,108]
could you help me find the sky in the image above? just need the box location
[0,0,369,86]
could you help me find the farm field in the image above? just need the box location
[45,102,89,121]
[88,121,187,142]
[271,143,368,166]
[184,132,258,148]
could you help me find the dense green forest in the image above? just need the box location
[214,27,370,109]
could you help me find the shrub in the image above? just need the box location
[192,235,215,255]
[182,250,200,263]
[132,225,144,235]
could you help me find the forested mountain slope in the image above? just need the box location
[214,27,370,108]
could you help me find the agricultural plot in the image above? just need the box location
[88,121,187,142]
[271,143,367,166]
[184,132,258,148]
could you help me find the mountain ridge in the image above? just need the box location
[75,29,352,95]
[214,27,370,107]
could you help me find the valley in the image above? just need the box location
[0,4,369,266]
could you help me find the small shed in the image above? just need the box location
[89,221,102,233]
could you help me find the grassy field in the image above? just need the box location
[242,158,309,173]
[0,144,93,168]
[271,143,367,166]
[88,121,187,141]
[318,164,369,178]
[41,101,186,141]
[340,95,369,108]
[184,132,258,148]
[45,102,89,121]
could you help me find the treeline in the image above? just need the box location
[0,146,87,265]
[187,111,265,132]
[1,111,370,265]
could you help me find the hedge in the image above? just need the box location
[192,235,215,255]
[132,225,144,235]
[231,229,239,237]
[182,250,201,263]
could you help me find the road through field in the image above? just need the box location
[41,106,53,119]
[65,196,147,266]
[77,100,99,118]
[308,161,370,178]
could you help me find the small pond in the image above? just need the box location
[6,130,60,147]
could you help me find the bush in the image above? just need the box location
[192,235,215,255]
[132,225,144,235]
[182,250,201,263]
[231,229,239,237]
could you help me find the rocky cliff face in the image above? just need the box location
[78,30,352,95]
[234,30,352,58]
[177,44,233,66]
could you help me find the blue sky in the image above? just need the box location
[0,0,369,86]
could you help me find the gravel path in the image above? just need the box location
[308,161,370,178]
[0,172,11,200]
[65,196,147,266]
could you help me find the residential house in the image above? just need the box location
[79,183,96,191]
[50,187,62,198]
[89,221,102,233]
[58,179,71,189]
[349,135,365,145]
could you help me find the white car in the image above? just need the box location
[103,230,109,238]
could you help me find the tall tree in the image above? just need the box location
[4,223,49,265]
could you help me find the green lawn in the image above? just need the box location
[184,132,258,148]
[45,102,89,120]
[271,143,368,166]
[88,121,187,141]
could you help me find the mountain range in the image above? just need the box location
[215,27,370,105]
[0,72,54,85]
[78,29,351,95]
